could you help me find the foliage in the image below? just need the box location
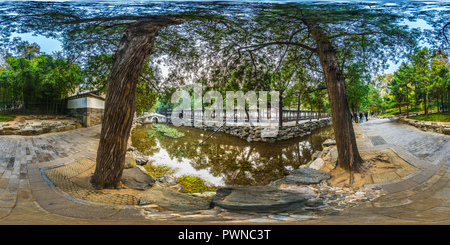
[2,1,448,179]
[345,62,371,112]
[384,47,450,116]
[0,52,83,114]
[82,54,160,115]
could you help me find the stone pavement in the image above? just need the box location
[0,118,449,224]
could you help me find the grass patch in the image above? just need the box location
[177,175,217,193]
[0,113,15,122]
[378,106,430,117]
[151,124,185,138]
[143,161,175,177]
[377,111,400,117]
[408,113,450,122]
[143,162,216,193]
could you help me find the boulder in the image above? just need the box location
[121,166,156,190]
[311,151,323,161]
[124,156,137,169]
[156,173,178,187]
[443,127,450,135]
[322,139,336,147]
[308,158,324,170]
[212,186,307,212]
[126,150,148,165]
[138,186,211,211]
[2,125,20,135]
[20,127,43,136]
[329,148,339,166]
[282,167,331,185]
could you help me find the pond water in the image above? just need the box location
[131,123,334,187]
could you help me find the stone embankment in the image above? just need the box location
[0,115,82,135]
[194,118,332,142]
[395,117,450,135]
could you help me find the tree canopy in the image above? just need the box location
[1,1,449,187]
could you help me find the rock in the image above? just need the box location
[283,167,331,185]
[138,186,211,211]
[311,151,322,161]
[322,139,336,147]
[124,156,137,169]
[191,191,216,199]
[126,150,148,165]
[279,185,318,199]
[308,158,324,171]
[329,149,338,166]
[121,166,156,190]
[322,146,331,155]
[20,127,43,136]
[156,173,178,186]
[2,125,20,135]
[212,186,307,212]
[443,127,450,135]
[168,184,184,193]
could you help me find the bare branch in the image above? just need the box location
[444,22,450,44]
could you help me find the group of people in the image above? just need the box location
[352,111,372,123]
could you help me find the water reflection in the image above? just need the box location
[131,124,334,187]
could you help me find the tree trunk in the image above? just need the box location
[91,19,179,189]
[406,88,409,118]
[309,24,364,173]
[296,93,302,124]
[425,82,429,117]
[279,93,283,127]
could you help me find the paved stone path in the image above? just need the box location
[0,118,449,224]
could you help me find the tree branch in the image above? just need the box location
[329,31,383,39]
[238,41,317,53]
[443,22,450,44]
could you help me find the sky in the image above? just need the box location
[385,18,433,74]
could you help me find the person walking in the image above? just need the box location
[364,111,368,121]
[353,112,357,123]
[359,112,363,123]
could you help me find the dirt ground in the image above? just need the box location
[70,163,147,197]
[321,148,419,188]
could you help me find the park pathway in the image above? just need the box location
[313,117,450,224]
[0,118,449,224]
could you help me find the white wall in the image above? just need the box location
[87,97,105,109]
[67,97,87,109]
[67,96,104,109]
